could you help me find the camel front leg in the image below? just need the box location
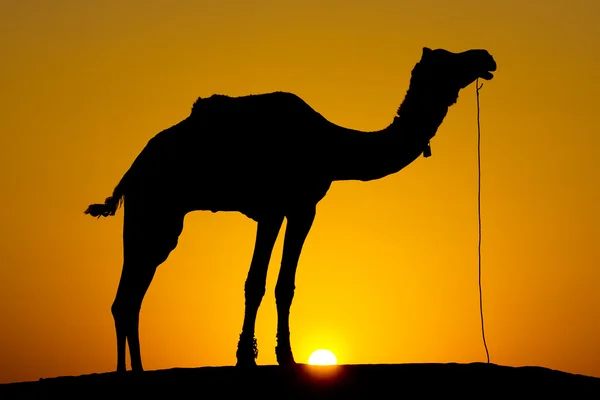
[275,207,316,366]
[237,215,284,367]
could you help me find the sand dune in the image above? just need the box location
[1,363,598,397]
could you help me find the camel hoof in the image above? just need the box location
[275,345,296,367]
[236,335,259,367]
[131,366,144,375]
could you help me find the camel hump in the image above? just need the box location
[189,91,315,119]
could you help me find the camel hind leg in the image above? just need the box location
[111,201,184,372]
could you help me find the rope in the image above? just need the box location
[476,78,490,364]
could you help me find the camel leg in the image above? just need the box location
[236,215,284,367]
[275,207,316,366]
[112,262,157,372]
[112,205,184,373]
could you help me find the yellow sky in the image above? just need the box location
[1,0,599,384]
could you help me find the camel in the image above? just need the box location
[85,47,496,372]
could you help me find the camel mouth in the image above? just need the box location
[480,58,497,80]
[480,71,494,80]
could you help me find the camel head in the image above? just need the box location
[414,47,497,105]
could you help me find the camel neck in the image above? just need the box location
[326,97,451,183]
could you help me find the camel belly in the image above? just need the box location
[179,172,331,220]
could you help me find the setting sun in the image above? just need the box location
[308,349,338,366]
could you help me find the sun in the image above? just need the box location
[308,349,338,366]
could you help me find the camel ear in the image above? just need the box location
[422,47,433,57]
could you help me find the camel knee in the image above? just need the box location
[275,283,295,308]
[111,300,123,320]
[244,280,266,306]
[111,298,141,323]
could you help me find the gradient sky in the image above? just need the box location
[1,0,599,384]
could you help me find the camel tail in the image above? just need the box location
[84,179,126,218]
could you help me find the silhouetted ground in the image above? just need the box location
[1,363,598,398]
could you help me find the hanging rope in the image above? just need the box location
[476,78,490,364]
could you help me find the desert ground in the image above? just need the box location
[1,363,598,397]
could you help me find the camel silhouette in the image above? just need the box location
[85,47,497,372]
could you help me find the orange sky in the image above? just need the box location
[1,0,599,384]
